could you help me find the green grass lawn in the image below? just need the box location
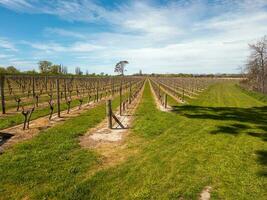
[0,90,128,199]
[0,81,266,199]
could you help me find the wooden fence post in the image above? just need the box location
[119,81,122,116]
[164,94,168,108]
[112,77,114,96]
[64,79,67,100]
[56,78,61,117]
[158,83,160,96]
[32,76,35,98]
[106,100,112,128]
[96,81,99,102]
[129,81,132,104]
[0,75,6,114]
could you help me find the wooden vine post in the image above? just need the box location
[96,80,99,102]
[112,77,114,96]
[158,83,160,97]
[119,81,122,116]
[45,76,48,91]
[106,99,112,128]
[64,78,67,100]
[32,76,35,98]
[56,78,61,117]
[0,75,6,114]
[106,99,125,129]
[129,81,132,104]
[164,94,168,108]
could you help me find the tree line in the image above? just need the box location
[0,60,108,76]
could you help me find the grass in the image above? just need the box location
[0,90,127,199]
[63,82,266,199]
[0,81,266,199]
[4,95,51,110]
[0,96,92,130]
[238,84,267,103]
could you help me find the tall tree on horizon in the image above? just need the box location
[114,61,129,76]
[38,60,52,73]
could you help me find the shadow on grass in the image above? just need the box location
[0,132,14,146]
[172,105,267,138]
[210,123,250,135]
[172,105,267,177]
[256,150,267,177]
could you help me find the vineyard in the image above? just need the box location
[0,74,143,129]
[0,75,266,199]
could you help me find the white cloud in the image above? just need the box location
[0,37,17,51]
[21,41,104,53]
[71,42,104,52]
[0,0,32,11]
[0,0,106,22]
[0,53,13,58]
[44,28,87,39]
[1,0,267,73]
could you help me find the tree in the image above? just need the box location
[75,67,83,75]
[246,36,267,93]
[0,67,6,74]
[38,60,52,73]
[24,69,37,74]
[0,66,20,74]
[6,66,20,74]
[50,65,61,74]
[114,61,128,75]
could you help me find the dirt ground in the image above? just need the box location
[148,80,172,112]
[199,186,212,200]
[159,84,186,103]
[79,84,144,168]
[0,95,113,153]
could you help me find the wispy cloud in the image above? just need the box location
[44,28,87,39]
[0,0,106,21]
[0,0,32,11]
[0,53,13,58]
[0,37,17,51]
[0,0,267,73]
[21,41,104,53]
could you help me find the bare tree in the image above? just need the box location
[114,61,129,75]
[246,36,267,93]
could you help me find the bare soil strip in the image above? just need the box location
[79,84,144,168]
[158,83,186,104]
[199,186,212,200]
[148,80,172,112]
[0,96,113,153]
[175,85,201,96]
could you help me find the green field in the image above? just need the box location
[0,81,266,199]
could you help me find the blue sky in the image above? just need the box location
[0,0,267,74]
